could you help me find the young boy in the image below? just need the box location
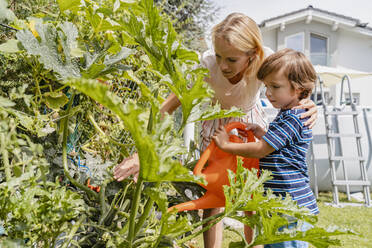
[212,48,319,248]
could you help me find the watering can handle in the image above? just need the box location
[193,122,253,175]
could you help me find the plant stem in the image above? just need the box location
[51,223,63,248]
[127,178,143,247]
[134,182,160,236]
[98,184,107,224]
[130,87,159,238]
[61,92,98,200]
[61,214,86,248]
[190,212,224,229]
[87,112,105,136]
[153,221,165,248]
[0,134,11,181]
[176,213,225,244]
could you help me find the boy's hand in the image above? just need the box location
[245,123,266,139]
[212,126,230,150]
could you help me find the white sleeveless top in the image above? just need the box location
[199,46,274,151]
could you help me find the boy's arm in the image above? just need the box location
[219,139,275,158]
[212,126,275,158]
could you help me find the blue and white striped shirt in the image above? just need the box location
[261,109,319,214]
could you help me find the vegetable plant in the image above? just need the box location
[0,0,354,247]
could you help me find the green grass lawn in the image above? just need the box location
[191,191,372,248]
[314,192,372,248]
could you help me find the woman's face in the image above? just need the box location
[214,36,251,79]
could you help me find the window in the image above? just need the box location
[285,33,304,52]
[310,34,328,65]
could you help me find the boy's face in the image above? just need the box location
[263,69,301,110]
[214,36,251,80]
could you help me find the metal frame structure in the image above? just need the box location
[316,75,371,206]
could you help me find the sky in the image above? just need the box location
[208,0,372,31]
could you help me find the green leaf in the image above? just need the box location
[0,96,15,107]
[57,0,81,13]
[70,47,85,58]
[222,160,354,247]
[16,21,81,80]
[0,0,16,22]
[5,107,53,137]
[107,42,121,54]
[229,241,246,248]
[139,0,162,41]
[82,46,132,79]
[0,239,27,248]
[113,0,121,12]
[82,63,106,79]
[159,211,193,238]
[13,165,22,177]
[163,64,214,127]
[144,187,168,213]
[43,92,69,110]
[166,20,177,54]
[175,48,199,62]
[103,47,134,66]
[252,223,355,247]
[0,39,21,53]
[65,78,202,183]
[86,6,121,33]
[188,103,244,123]
[121,0,137,3]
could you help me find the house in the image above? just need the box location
[259,5,372,106]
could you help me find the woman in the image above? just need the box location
[114,13,318,248]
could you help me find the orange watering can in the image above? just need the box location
[168,122,259,212]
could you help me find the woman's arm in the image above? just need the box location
[160,92,181,116]
[293,98,318,128]
[212,126,274,158]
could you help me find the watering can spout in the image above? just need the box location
[168,122,259,213]
[168,191,225,212]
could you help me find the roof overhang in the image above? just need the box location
[260,7,372,37]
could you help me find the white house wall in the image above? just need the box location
[330,30,372,106]
[261,28,277,53]
[337,29,372,72]
[345,77,372,106]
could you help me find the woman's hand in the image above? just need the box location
[293,98,318,128]
[212,126,230,150]
[113,153,140,182]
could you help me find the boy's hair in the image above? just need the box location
[257,48,316,100]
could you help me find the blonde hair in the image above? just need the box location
[212,13,264,78]
[257,48,316,100]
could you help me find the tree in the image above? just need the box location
[155,0,220,51]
